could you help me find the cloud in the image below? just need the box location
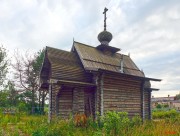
[110,0,180,96]
[0,0,180,97]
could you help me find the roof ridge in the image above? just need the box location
[74,41,96,48]
[74,41,123,55]
[46,46,71,54]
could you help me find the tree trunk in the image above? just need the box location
[38,90,41,112]
[41,90,45,114]
[31,89,35,114]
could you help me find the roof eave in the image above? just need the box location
[97,68,162,82]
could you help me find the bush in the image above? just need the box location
[153,109,179,119]
[156,104,162,109]
[102,111,130,135]
[1,112,180,136]
[131,114,142,126]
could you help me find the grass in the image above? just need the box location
[0,111,180,136]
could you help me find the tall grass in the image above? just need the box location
[0,111,180,136]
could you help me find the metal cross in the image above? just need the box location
[103,7,108,31]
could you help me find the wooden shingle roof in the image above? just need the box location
[45,46,92,82]
[73,41,144,77]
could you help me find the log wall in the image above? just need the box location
[50,86,96,120]
[103,73,142,118]
[144,90,151,119]
[72,88,85,115]
[58,87,73,118]
[84,88,95,118]
[49,72,152,121]
[51,85,60,116]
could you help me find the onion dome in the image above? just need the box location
[96,7,120,54]
[98,30,113,46]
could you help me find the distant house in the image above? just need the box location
[170,100,180,110]
[152,95,180,110]
[151,96,174,108]
[39,8,161,122]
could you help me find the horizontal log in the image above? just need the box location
[104,108,141,112]
[103,89,140,93]
[104,80,141,87]
[104,75,142,83]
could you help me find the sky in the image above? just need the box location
[0,0,180,97]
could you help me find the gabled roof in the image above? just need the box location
[40,46,92,83]
[73,41,144,77]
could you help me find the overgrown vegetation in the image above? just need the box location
[153,109,179,119]
[0,45,8,86]
[0,45,47,114]
[0,111,180,136]
[0,46,179,135]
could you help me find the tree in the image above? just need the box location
[12,50,36,113]
[175,94,180,100]
[0,90,9,107]
[0,45,8,87]
[0,45,9,108]
[0,80,19,108]
[156,104,162,109]
[32,49,47,113]
[163,104,169,108]
[6,81,19,107]
[12,49,46,114]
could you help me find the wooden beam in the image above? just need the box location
[48,78,96,87]
[149,91,152,120]
[98,69,162,82]
[93,73,99,119]
[141,81,145,121]
[100,73,104,116]
[48,84,52,123]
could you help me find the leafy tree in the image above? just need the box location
[6,81,19,106]
[12,49,46,114]
[0,80,20,108]
[32,49,47,113]
[12,50,36,113]
[175,94,180,100]
[0,45,8,108]
[156,104,162,109]
[0,45,8,86]
[163,104,169,108]
[0,90,9,107]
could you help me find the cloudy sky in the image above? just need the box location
[0,0,180,97]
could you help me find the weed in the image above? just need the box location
[0,111,179,136]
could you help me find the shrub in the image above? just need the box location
[102,111,130,135]
[131,114,142,126]
[1,112,180,136]
[156,104,162,109]
[153,109,179,119]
